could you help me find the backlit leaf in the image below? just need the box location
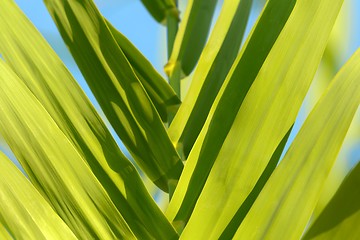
[234,48,360,240]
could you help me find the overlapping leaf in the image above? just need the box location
[168,0,253,158]
[219,126,293,239]
[303,160,360,240]
[167,0,343,238]
[0,152,77,240]
[234,48,360,239]
[0,1,178,239]
[0,61,135,239]
[44,0,183,192]
[165,0,218,81]
[0,223,13,240]
[140,0,178,23]
[106,21,181,122]
[167,0,296,226]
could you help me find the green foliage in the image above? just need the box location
[0,0,359,239]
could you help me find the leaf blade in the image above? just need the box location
[0,1,178,238]
[168,0,253,158]
[234,48,360,240]
[140,0,177,23]
[167,0,296,226]
[0,152,78,240]
[303,160,360,240]
[169,0,344,238]
[44,0,183,192]
[0,60,135,239]
[165,0,218,78]
[106,21,181,122]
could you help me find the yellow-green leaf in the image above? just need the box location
[219,126,293,239]
[167,0,296,225]
[106,21,181,122]
[0,224,12,240]
[0,152,77,240]
[168,0,253,158]
[0,60,135,239]
[303,160,360,240]
[165,0,218,79]
[168,0,343,238]
[44,0,183,192]
[234,48,360,240]
[0,1,178,238]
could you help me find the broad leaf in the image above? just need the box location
[234,48,360,239]
[303,160,360,239]
[44,0,183,192]
[0,152,77,240]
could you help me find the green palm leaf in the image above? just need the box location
[44,0,183,192]
[0,1,177,238]
[168,0,254,158]
[0,60,135,239]
[234,48,360,240]
[0,0,358,239]
[165,0,218,81]
[140,0,177,23]
[106,21,181,122]
[303,160,360,239]
[0,152,77,240]
[0,224,12,240]
[167,0,344,238]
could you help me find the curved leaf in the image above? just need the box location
[140,0,177,23]
[165,0,218,79]
[234,48,360,239]
[167,0,296,226]
[0,61,135,239]
[0,1,178,238]
[168,0,253,158]
[0,152,77,240]
[44,0,183,192]
[0,224,13,240]
[169,0,344,238]
[106,21,181,122]
[219,126,293,239]
[303,160,360,240]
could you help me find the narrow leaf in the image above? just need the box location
[106,21,181,122]
[0,152,77,240]
[234,48,360,240]
[140,0,177,23]
[303,160,360,240]
[169,0,344,238]
[0,223,13,240]
[0,1,178,238]
[165,0,218,78]
[44,0,183,192]
[219,126,293,239]
[168,0,253,158]
[0,61,135,239]
[167,0,296,225]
